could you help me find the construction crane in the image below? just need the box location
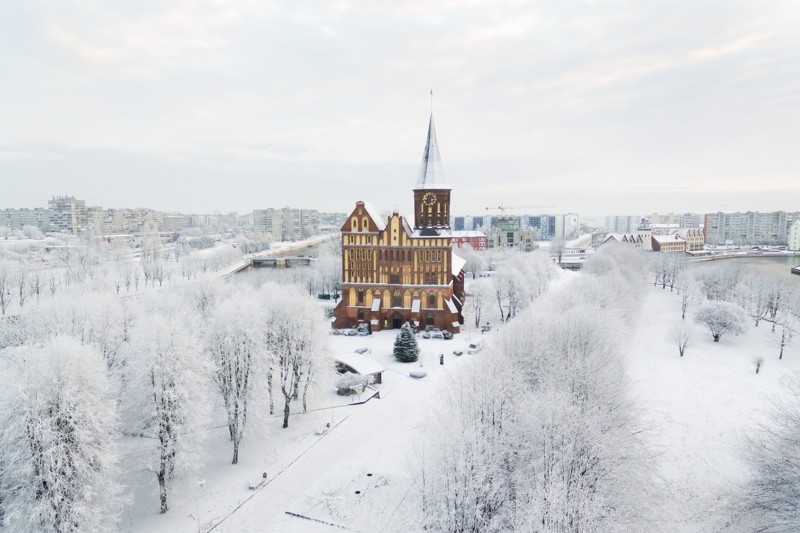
[485,204,554,215]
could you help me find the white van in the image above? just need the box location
[467,339,483,354]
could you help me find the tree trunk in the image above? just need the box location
[713,334,720,342]
[283,395,291,428]
[232,437,239,464]
[267,370,274,415]
[157,470,168,514]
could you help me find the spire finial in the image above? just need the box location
[430,88,433,114]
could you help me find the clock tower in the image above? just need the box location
[413,114,451,233]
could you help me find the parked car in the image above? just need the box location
[422,331,431,339]
[467,339,484,354]
[442,331,454,340]
[344,328,358,336]
[431,331,444,339]
[329,329,342,335]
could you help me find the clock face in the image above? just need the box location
[423,192,436,206]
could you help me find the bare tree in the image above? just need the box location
[670,320,693,357]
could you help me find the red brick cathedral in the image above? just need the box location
[332,114,466,333]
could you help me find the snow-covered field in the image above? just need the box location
[116,272,800,532]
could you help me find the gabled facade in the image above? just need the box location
[332,114,466,333]
[603,233,645,247]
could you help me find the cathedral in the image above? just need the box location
[332,114,466,333]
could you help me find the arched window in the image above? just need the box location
[392,290,402,308]
[352,218,358,231]
[428,291,436,308]
[362,217,369,231]
[378,250,382,260]
[426,312,434,326]
[357,290,364,305]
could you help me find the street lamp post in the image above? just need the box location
[196,479,205,533]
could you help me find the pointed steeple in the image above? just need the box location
[415,114,450,190]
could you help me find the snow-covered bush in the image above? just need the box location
[695,301,746,342]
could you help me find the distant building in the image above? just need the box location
[486,217,537,251]
[252,207,320,241]
[451,230,488,250]
[672,228,705,251]
[524,215,556,240]
[0,207,50,232]
[453,216,465,231]
[652,234,687,252]
[635,219,653,251]
[605,215,641,234]
[48,196,87,235]
[164,215,192,231]
[704,211,800,246]
[789,220,800,251]
[555,213,580,239]
[603,233,646,248]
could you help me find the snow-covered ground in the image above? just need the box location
[626,286,800,531]
[112,272,800,532]
[122,326,491,533]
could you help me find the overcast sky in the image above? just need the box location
[1,1,799,218]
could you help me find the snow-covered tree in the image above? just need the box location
[0,261,15,315]
[207,296,262,464]
[741,371,800,531]
[416,356,520,532]
[695,301,746,342]
[550,237,567,264]
[393,323,419,363]
[695,262,742,303]
[469,278,493,328]
[263,284,327,428]
[0,337,121,532]
[459,244,487,279]
[775,312,796,360]
[125,302,209,513]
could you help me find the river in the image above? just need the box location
[693,255,800,284]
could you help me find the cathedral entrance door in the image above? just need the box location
[392,313,403,329]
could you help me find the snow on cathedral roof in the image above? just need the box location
[362,201,387,231]
[415,113,451,190]
[451,250,466,276]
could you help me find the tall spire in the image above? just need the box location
[415,113,449,190]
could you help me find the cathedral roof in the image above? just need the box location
[415,113,451,190]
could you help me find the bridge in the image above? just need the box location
[251,256,315,268]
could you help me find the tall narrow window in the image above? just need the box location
[428,292,436,307]
[392,290,402,308]
[357,290,364,305]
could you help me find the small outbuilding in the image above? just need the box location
[335,352,385,385]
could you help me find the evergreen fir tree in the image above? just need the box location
[393,323,420,363]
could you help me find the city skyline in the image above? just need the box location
[2,1,799,216]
